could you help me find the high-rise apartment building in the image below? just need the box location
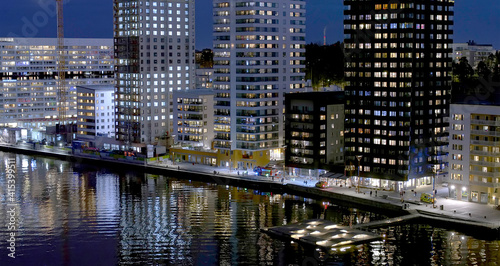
[114,0,196,150]
[212,0,306,164]
[344,0,454,189]
[0,37,113,130]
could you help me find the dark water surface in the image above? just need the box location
[0,152,499,265]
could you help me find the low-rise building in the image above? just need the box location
[451,41,496,68]
[449,103,500,205]
[284,91,345,177]
[195,68,213,89]
[76,85,115,146]
[173,89,215,149]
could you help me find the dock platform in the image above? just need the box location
[262,219,381,250]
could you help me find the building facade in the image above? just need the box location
[114,0,196,149]
[344,0,453,189]
[0,37,113,130]
[76,85,115,141]
[451,41,496,69]
[195,68,213,89]
[173,89,214,149]
[212,0,306,164]
[449,103,500,205]
[285,91,345,174]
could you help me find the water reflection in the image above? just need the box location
[0,152,499,265]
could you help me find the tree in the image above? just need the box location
[453,57,474,82]
[492,51,500,82]
[477,61,491,78]
[305,42,344,88]
[198,49,213,68]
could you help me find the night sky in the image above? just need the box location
[1,0,499,50]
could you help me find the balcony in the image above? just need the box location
[214,143,231,149]
[288,115,314,123]
[470,119,500,126]
[470,161,500,167]
[469,170,500,178]
[289,124,314,132]
[471,130,500,137]
[288,109,313,115]
[471,140,500,146]
[470,150,500,156]
[469,180,498,188]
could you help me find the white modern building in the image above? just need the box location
[114,0,196,150]
[195,68,213,89]
[212,0,306,165]
[173,89,214,149]
[76,85,115,141]
[0,37,114,131]
[449,103,500,205]
[451,41,496,68]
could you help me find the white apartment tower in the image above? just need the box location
[212,0,306,161]
[114,0,196,149]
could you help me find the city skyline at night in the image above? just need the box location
[0,0,498,50]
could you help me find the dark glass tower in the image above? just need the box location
[343,0,453,182]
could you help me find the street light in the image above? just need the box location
[282,145,287,180]
[432,165,438,208]
[356,155,363,193]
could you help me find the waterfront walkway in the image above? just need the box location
[1,143,499,235]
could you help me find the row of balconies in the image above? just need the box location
[470,149,500,156]
[470,161,500,167]
[470,140,500,146]
[236,141,278,150]
[471,130,500,137]
[470,119,500,127]
[469,170,500,178]
[289,156,314,165]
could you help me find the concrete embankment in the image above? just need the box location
[1,144,499,239]
[284,184,406,214]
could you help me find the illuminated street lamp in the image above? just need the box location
[356,155,363,193]
[433,165,438,208]
[282,145,287,180]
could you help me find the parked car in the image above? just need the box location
[315,181,328,188]
[420,193,436,203]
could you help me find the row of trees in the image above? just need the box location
[304,42,345,89]
[197,44,498,92]
[453,52,500,82]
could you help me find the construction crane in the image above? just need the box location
[57,0,67,126]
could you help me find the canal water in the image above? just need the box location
[0,152,499,265]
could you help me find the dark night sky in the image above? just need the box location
[1,0,499,50]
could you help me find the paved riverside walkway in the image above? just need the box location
[1,143,500,233]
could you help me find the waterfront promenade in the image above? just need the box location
[1,143,499,238]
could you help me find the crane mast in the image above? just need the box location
[57,0,67,125]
